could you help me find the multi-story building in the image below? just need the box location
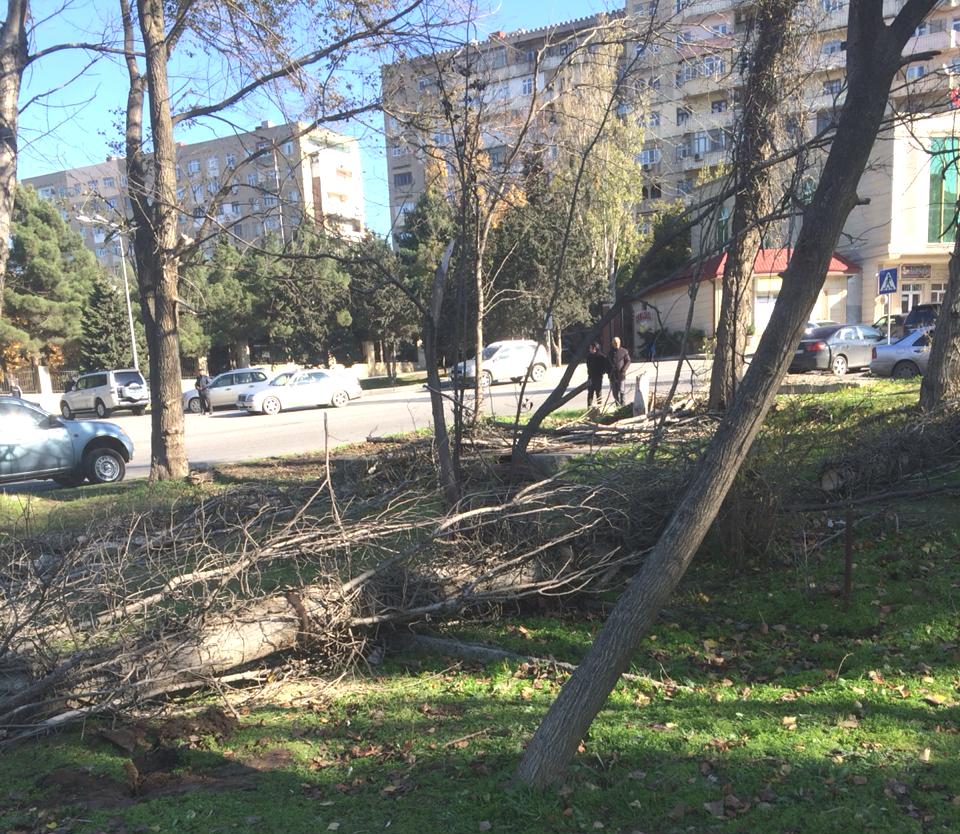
[23,120,365,272]
[383,1,960,350]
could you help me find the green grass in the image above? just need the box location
[360,372,428,391]
[3,492,958,834]
[0,479,209,535]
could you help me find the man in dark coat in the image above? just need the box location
[195,372,213,415]
[584,342,610,407]
[608,336,631,406]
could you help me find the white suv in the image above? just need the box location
[451,340,550,386]
[60,369,149,419]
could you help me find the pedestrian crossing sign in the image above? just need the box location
[878,267,898,295]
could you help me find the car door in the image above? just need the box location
[831,327,856,363]
[305,371,333,406]
[284,372,313,408]
[236,371,266,405]
[854,326,882,367]
[0,401,73,480]
[68,376,91,411]
[208,373,235,408]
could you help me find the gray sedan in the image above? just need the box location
[869,328,932,378]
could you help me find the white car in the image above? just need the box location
[60,369,149,419]
[450,340,550,386]
[239,368,362,415]
[183,367,270,413]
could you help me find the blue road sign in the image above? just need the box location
[878,267,898,295]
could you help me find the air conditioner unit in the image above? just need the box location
[694,153,703,161]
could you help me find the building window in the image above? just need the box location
[823,78,843,95]
[264,194,278,206]
[932,282,947,303]
[176,187,185,201]
[906,65,926,80]
[929,136,958,243]
[247,173,258,187]
[525,48,536,63]
[233,223,242,238]
[256,140,270,150]
[901,283,923,313]
[821,0,843,11]
[522,76,534,95]
[191,184,203,202]
[701,55,724,77]
[87,179,99,189]
[638,147,661,166]
[105,197,117,209]
[817,108,838,133]
[646,111,661,127]
[207,157,219,175]
[678,178,693,196]
[229,201,240,215]
[711,99,728,113]
[716,206,730,247]
[282,141,294,155]
[823,40,843,54]
[187,159,200,176]
[709,23,730,36]
[393,171,413,187]
[103,176,115,188]
[677,107,690,126]
[225,154,237,169]
[489,46,506,69]
[694,131,710,155]
[641,183,662,200]
[391,144,405,157]
[289,190,300,203]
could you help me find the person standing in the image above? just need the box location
[585,342,610,408]
[194,372,213,415]
[608,336,631,407]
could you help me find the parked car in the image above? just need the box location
[183,367,271,413]
[789,324,884,375]
[0,396,133,486]
[239,368,362,415]
[872,313,907,341]
[450,340,549,386]
[60,369,149,419]
[803,319,839,336]
[904,303,939,332]
[869,328,932,378]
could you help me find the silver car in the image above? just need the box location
[183,367,271,413]
[0,396,133,486]
[60,368,149,419]
[239,369,362,415]
[869,328,932,378]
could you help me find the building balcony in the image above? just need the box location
[682,0,738,19]
[676,71,730,97]
[906,30,952,55]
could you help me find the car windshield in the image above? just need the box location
[482,345,500,360]
[808,327,840,340]
[114,371,144,386]
[895,329,931,345]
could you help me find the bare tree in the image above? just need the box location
[514,0,938,788]
[707,0,802,411]
[0,0,28,322]
[116,0,430,479]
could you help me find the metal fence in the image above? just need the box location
[48,369,78,393]
[1,366,41,394]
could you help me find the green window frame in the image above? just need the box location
[928,136,958,243]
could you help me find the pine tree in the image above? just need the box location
[78,275,131,372]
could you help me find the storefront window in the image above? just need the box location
[929,136,958,243]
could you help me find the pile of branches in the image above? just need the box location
[0,455,689,740]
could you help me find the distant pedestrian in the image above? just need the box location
[4,371,21,398]
[64,375,77,393]
[608,336,631,406]
[584,342,610,408]
[194,372,213,414]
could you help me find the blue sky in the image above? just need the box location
[19,0,614,236]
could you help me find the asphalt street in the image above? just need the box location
[6,361,710,485]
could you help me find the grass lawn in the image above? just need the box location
[2,491,957,834]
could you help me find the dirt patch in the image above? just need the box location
[152,705,237,746]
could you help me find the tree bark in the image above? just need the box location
[128,0,188,479]
[0,0,28,324]
[708,0,799,412]
[920,222,960,408]
[514,0,935,788]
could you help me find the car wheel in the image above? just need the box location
[187,397,203,414]
[529,363,547,382]
[479,370,493,387]
[262,396,282,415]
[331,390,349,408]
[84,447,125,484]
[831,354,848,376]
[892,360,920,379]
[60,401,73,420]
[53,474,84,488]
[94,399,110,418]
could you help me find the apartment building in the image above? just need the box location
[23,121,365,272]
[381,11,626,232]
[383,0,960,349]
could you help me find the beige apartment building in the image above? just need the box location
[383,0,960,348]
[24,121,365,272]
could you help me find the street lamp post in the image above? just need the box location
[78,214,139,370]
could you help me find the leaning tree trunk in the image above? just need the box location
[920,220,960,408]
[709,0,799,412]
[0,0,28,323]
[514,0,935,788]
[134,0,188,479]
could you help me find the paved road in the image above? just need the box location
[5,361,710,488]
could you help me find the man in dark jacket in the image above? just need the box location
[584,342,610,407]
[195,373,213,415]
[608,336,631,406]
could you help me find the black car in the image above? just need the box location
[789,324,884,375]
[904,303,939,332]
